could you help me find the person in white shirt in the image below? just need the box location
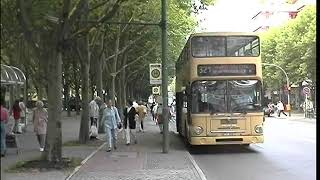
[89,97,100,139]
[276,101,287,117]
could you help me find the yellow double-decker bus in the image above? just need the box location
[175,32,264,146]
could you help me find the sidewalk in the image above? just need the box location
[1,113,203,180]
[268,112,316,122]
[69,116,202,180]
[1,111,100,180]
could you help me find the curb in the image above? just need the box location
[65,142,106,180]
[187,152,207,180]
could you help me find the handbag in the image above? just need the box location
[89,125,98,137]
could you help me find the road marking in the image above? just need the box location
[65,142,107,180]
[187,152,207,180]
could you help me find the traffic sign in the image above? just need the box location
[150,63,162,84]
[152,86,161,95]
[303,87,311,95]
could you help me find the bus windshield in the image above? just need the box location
[191,80,262,113]
[191,36,260,57]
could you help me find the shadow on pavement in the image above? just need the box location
[188,144,260,155]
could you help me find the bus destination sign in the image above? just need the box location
[197,64,256,76]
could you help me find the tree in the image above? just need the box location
[261,5,316,90]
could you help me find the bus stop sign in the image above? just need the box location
[303,87,311,95]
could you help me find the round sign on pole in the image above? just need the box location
[303,87,311,95]
[149,63,162,85]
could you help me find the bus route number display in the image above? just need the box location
[197,64,256,76]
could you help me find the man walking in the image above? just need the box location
[89,97,100,126]
[102,99,121,152]
[89,97,100,139]
[276,101,287,117]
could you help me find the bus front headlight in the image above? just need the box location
[255,125,263,134]
[194,126,204,135]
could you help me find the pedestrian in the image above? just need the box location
[123,100,138,145]
[98,99,107,133]
[89,97,100,139]
[1,97,9,157]
[150,102,156,121]
[137,101,147,132]
[19,98,26,125]
[89,97,100,126]
[276,101,287,117]
[154,98,164,133]
[11,100,21,134]
[153,103,158,125]
[102,99,121,152]
[169,105,176,122]
[32,100,48,152]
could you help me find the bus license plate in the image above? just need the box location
[221,119,237,124]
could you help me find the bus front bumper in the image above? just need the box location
[190,135,264,145]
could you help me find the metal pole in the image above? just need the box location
[262,63,291,116]
[161,0,169,153]
[304,94,307,118]
[24,78,27,131]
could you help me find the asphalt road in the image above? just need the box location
[190,116,316,180]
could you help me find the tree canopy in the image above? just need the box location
[261,5,316,89]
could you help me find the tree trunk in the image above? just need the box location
[96,35,104,98]
[111,26,120,105]
[79,56,90,144]
[73,64,81,115]
[78,0,90,143]
[120,61,127,107]
[63,68,71,116]
[44,50,62,162]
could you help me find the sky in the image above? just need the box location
[197,0,263,32]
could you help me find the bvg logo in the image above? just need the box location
[152,86,160,95]
[151,68,161,79]
[149,63,161,85]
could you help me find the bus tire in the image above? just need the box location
[184,124,192,149]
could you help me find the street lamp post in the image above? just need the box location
[262,63,291,117]
[161,0,169,153]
